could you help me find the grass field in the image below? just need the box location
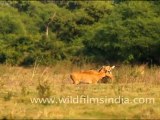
[0,63,160,119]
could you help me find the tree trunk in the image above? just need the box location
[45,25,49,38]
[45,12,56,38]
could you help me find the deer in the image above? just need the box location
[70,65,115,84]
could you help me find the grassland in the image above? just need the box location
[0,63,160,119]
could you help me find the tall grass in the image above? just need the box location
[0,63,160,119]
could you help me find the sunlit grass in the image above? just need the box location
[0,64,160,119]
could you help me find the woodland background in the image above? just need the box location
[0,0,160,66]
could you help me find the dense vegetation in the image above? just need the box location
[0,1,160,66]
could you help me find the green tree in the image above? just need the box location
[84,1,160,64]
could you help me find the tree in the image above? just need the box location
[83,1,160,64]
[45,12,56,38]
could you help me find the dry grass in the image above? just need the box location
[0,63,160,119]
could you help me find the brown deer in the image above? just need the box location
[70,66,115,84]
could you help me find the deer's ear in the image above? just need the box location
[111,66,115,69]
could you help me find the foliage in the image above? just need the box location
[83,1,160,64]
[0,1,159,65]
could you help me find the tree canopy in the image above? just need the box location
[0,1,159,66]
